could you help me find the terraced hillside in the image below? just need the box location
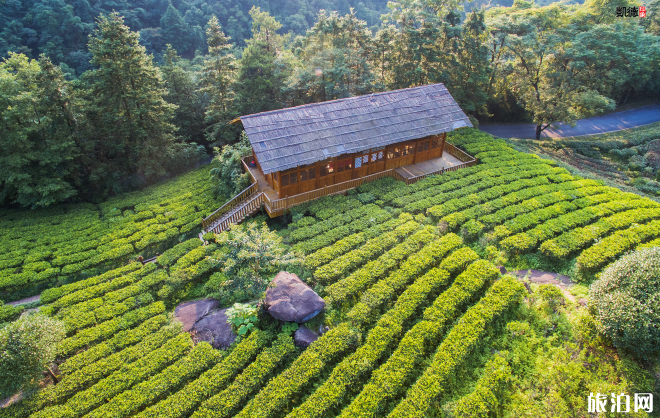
[0,164,222,302]
[2,128,658,417]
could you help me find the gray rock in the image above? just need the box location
[174,299,219,332]
[294,326,318,348]
[266,271,325,323]
[193,308,236,349]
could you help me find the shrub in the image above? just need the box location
[0,312,66,398]
[0,301,24,323]
[589,247,660,359]
[226,303,258,340]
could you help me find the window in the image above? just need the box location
[320,162,334,177]
[431,136,441,149]
[403,144,415,156]
[290,172,298,184]
[394,147,401,158]
[281,173,290,187]
[336,159,352,173]
[301,169,308,182]
[363,154,369,164]
[308,167,316,179]
[355,156,362,168]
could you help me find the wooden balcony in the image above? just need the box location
[239,142,476,217]
[201,142,476,235]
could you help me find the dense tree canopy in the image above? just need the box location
[0,0,659,207]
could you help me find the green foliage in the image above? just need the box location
[589,247,660,359]
[81,12,176,193]
[0,301,24,323]
[211,222,303,302]
[442,354,511,418]
[210,132,252,197]
[0,312,66,398]
[536,284,565,311]
[281,322,299,335]
[226,303,259,339]
[0,53,81,208]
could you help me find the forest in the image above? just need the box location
[1,0,660,209]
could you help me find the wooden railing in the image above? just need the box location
[207,192,265,234]
[202,181,259,230]
[444,142,474,163]
[233,142,476,216]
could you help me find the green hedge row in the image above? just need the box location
[346,233,463,326]
[338,260,500,418]
[289,204,380,243]
[60,270,168,333]
[324,229,456,306]
[136,330,272,418]
[314,221,425,285]
[1,321,180,418]
[86,341,222,418]
[288,267,452,418]
[577,219,660,271]
[427,173,556,219]
[407,166,561,214]
[156,239,203,267]
[305,233,367,270]
[500,196,658,254]
[457,180,603,229]
[191,334,297,418]
[442,354,511,418]
[50,263,157,312]
[391,161,548,209]
[292,208,393,254]
[541,207,660,258]
[59,314,168,375]
[638,237,660,250]
[40,263,143,304]
[387,277,526,418]
[32,333,193,418]
[58,301,166,357]
[441,180,587,230]
[234,324,360,418]
[0,164,221,299]
[490,190,625,240]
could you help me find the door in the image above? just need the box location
[415,138,431,163]
[428,135,444,159]
[353,153,369,179]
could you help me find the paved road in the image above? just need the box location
[479,104,660,139]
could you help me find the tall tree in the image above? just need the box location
[81,12,176,195]
[200,15,238,145]
[234,7,290,115]
[0,53,82,208]
[287,10,376,104]
[160,2,195,58]
[161,45,207,144]
[489,3,615,139]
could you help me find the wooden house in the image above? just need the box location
[202,83,476,234]
[238,83,473,199]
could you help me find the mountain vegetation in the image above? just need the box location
[2,0,659,208]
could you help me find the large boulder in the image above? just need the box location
[193,308,236,349]
[174,299,235,349]
[174,299,219,332]
[265,271,325,323]
[294,326,318,348]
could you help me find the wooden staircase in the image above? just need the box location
[200,183,264,237]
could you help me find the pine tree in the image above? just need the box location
[200,15,238,145]
[81,12,176,195]
[0,53,82,208]
[234,7,289,115]
[161,45,206,144]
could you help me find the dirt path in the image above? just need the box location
[480,104,660,139]
[7,295,40,306]
[502,268,587,306]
